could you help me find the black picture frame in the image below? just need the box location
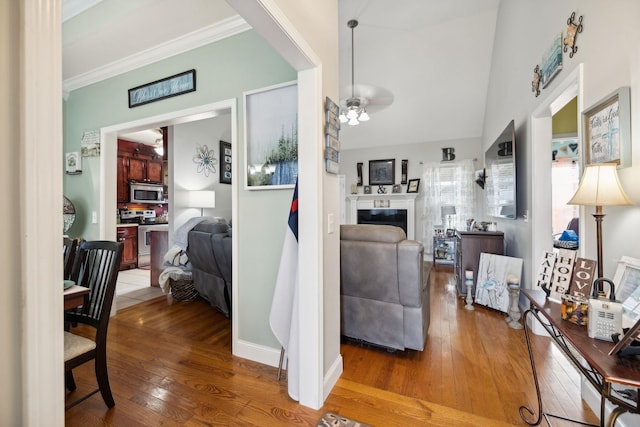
[369,159,395,185]
[219,140,231,184]
[128,69,196,108]
[407,178,420,193]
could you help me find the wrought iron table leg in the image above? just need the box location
[606,406,627,427]
[519,309,600,427]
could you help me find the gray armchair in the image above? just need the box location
[340,224,430,351]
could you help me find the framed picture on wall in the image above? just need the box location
[369,159,395,185]
[244,81,298,189]
[583,86,631,168]
[219,140,231,184]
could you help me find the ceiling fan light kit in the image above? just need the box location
[339,19,371,126]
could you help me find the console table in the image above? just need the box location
[521,289,640,427]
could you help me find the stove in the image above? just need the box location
[120,209,157,224]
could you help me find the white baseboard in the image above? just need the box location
[234,339,282,367]
[581,378,640,427]
[323,354,343,401]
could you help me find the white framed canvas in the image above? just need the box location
[475,253,523,313]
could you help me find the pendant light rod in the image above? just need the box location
[348,19,358,100]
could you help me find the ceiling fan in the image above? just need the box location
[339,19,394,126]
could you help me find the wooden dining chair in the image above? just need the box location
[64,240,123,410]
[63,237,80,280]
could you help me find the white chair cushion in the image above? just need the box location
[64,331,96,361]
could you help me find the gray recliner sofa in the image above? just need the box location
[340,224,430,351]
[186,220,232,316]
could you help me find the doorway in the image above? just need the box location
[99,100,236,314]
[531,65,584,286]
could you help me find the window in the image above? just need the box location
[421,159,476,253]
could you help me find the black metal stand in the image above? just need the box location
[520,308,602,427]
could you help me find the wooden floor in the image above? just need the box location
[65,266,598,426]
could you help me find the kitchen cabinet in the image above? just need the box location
[116,155,129,203]
[117,226,138,270]
[117,139,164,202]
[455,231,504,296]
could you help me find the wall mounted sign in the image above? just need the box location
[324,97,340,175]
[128,69,196,108]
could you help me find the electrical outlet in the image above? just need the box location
[92,211,98,223]
[327,213,335,234]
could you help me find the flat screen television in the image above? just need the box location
[485,120,516,219]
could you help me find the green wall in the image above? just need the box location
[63,29,296,349]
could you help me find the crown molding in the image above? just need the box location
[63,15,250,96]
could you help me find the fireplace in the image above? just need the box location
[357,209,407,235]
[347,194,417,239]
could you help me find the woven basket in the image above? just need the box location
[169,278,198,301]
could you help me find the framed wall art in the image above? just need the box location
[583,86,631,168]
[369,159,395,185]
[220,140,231,184]
[475,254,523,313]
[541,33,563,88]
[244,81,298,190]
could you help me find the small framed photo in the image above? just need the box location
[369,159,395,185]
[407,178,420,193]
[363,185,371,194]
[392,184,401,193]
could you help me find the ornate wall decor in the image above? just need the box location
[563,12,583,58]
[193,144,217,177]
[532,65,542,97]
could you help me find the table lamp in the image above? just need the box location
[188,190,215,216]
[567,163,632,279]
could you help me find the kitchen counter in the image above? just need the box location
[117,223,138,227]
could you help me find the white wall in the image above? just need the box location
[486,2,640,423]
[485,0,640,284]
[172,114,232,230]
[340,137,483,247]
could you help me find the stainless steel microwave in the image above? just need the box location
[130,183,164,204]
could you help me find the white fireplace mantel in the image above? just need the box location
[347,193,418,239]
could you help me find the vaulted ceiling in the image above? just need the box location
[62,0,500,150]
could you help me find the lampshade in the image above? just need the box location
[567,163,631,207]
[188,190,215,216]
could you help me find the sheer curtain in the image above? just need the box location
[421,159,476,253]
